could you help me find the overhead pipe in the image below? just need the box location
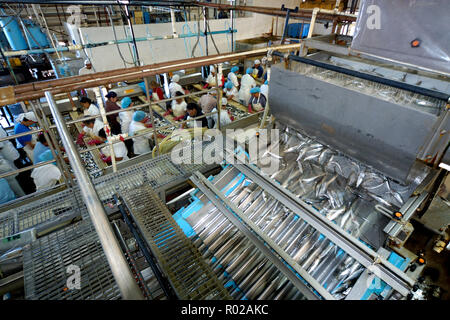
[8,43,301,102]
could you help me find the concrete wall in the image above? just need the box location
[78,0,331,72]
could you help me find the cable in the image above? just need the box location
[206,18,220,55]
[106,5,133,67]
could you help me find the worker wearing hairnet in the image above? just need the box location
[0,125,20,167]
[211,98,233,129]
[31,150,62,191]
[169,74,185,98]
[248,87,267,113]
[205,65,224,88]
[14,111,38,163]
[227,66,240,89]
[224,81,238,102]
[166,91,188,120]
[79,59,94,76]
[128,111,154,155]
[238,67,256,106]
[253,59,264,79]
[118,97,135,157]
[0,155,25,197]
[97,128,129,163]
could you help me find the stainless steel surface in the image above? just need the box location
[226,151,414,297]
[190,171,325,300]
[45,91,144,300]
[269,61,438,183]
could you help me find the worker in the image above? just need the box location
[80,118,104,143]
[224,81,238,102]
[97,129,129,162]
[33,133,50,165]
[199,90,217,115]
[211,98,233,129]
[78,59,95,76]
[238,67,256,106]
[129,111,154,155]
[227,66,240,89]
[0,125,20,169]
[150,81,165,100]
[104,91,122,135]
[0,155,25,198]
[0,178,15,204]
[79,97,99,118]
[118,97,135,157]
[253,59,264,79]
[183,103,208,128]
[165,91,187,120]
[169,74,185,98]
[31,150,62,191]
[248,87,267,113]
[261,80,269,98]
[14,112,38,163]
[204,66,224,88]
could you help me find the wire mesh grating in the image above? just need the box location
[23,219,121,300]
[120,184,231,300]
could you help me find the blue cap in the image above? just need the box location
[133,110,146,122]
[246,67,254,75]
[250,87,261,94]
[231,66,239,73]
[38,149,57,166]
[225,81,233,89]
[264,80,268,85]
[121,97,132,109]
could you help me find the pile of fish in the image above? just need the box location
[226,105,248,121]
[79,148,102,179]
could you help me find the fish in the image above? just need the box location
[326,207,346,221]
[368,192,392,207]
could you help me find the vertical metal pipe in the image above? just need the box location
[124,5,140,66]
[143,77,160,156]
[203,7,208,56]
[44,91,144,300]
[214,64,221,130]
[230,5,234,52]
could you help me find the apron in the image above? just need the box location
[252,95,264,112]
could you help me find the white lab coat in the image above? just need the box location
[211,108,232,129]
[101,138,129,161]
[224,87,239,102]
[238,74,256,105]
[0,157,24,197]
[31,164,62,191]
[119,110,133,134]
[172,100,187,118]
[0,127,19,162]
[83,119,104,137]
[261,84,269,99]
[227,72,239,88]
[83,104,99,117]
[169,82,185,98]
[128,121,153,155]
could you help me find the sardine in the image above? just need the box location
[326,207,346,221]
[368,192,392,207]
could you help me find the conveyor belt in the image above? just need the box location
[23,219,121,300]
[120,184,231,300]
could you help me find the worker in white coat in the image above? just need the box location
[227,66,240,89]
[14,112,38,163]
[78,59,95,76]
[128,111,154,155]
[211,98,233,129]
[261,80,269,98]
[97,129,129,162]
[224,81,238,102]
[0,155,25,197]
[238,67,256,106]
[31,150,62,191]
[0,125,20,168]
[166,91,188,120]
[118,96,135,157]
[169,74,185,98]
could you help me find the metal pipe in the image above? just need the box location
[11,44,301,102]
[124,4,140,66]
[44,91,144,300]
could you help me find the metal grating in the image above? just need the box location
[23,219,121,300]
[0,188,85,239]
[121,184,231,300]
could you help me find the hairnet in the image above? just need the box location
[230,66,239,73]
[225,81,233,89]
[250,87,261,94]
[121,97,132,109]
[172,74,180,83]
[133,110,146,122]
[246,67,254,75]
[254,59,261,65]
[38,149,56,165]
[221,97,228,106]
